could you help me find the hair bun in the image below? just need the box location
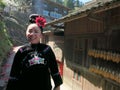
[29,14,39,23]
[29,14,46,28]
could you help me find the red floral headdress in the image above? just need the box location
[35,16,46,28]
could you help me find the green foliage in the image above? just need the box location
[62,0,84,10]
[13,0,31,6]
[63,0,75,9]
[0,0,6,9]
[74,0,84,8]
[51,0,63,4]
[0,21,13,64]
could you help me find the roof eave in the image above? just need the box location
[46,1,120,26]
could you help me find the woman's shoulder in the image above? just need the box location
[39,43,51,53]
[39,43,50,49]
[18,43,31,53]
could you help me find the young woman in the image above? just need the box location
[6,14,63,90]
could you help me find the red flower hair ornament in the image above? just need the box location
[35,16,46,28]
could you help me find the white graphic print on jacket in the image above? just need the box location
[28,51,46,66]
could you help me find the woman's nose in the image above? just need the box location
[28,32,34,37]
[29,31,35,35]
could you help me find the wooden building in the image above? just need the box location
[43,30,64,77]
[46,0,120,90]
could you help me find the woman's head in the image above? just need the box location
[26,14,46,44]
[29,14,46,33]
[26,23,42,44]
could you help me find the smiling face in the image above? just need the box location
[26,24,43,44]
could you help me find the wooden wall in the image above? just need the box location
[65,16,104,36]
[63,5,120,90]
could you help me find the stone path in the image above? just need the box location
[0,46,21,90]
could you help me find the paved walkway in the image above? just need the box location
[0,46,71,90]
[51,78,71,90]
[0,46,20,90]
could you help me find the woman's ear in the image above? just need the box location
[39,33,43,38]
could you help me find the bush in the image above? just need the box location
[0,0,6,9]
[0,21,13,66]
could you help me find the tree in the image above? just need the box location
[0,0,5,9]
[75,0,84,7]
[50,0,63,4]
[50,0,83,10]
[74,0,84,9]
[55,0,63,4]
[13,0,32,6]
[63,0,75,9]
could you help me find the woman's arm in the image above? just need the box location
[6,49,23,90]
[46,46,63,89]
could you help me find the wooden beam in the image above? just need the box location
[46,13,88,26]
[94,1,120,14]
[87,13,104,23]
[51,25,64,29]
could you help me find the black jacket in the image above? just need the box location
[6,43,63,90]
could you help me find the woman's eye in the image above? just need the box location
[29,31,32,33]
[28,29,33,33]
[34,31,38,33]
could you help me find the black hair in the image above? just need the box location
[29,14,43,32]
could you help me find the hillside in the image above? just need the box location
[0,21,12,68]
[0,0,29,71]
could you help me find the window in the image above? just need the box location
[73,70,81,82]
[73,39,83,65]
[43,4,47,8]
[54,8,58,12]
[50,11,62,19]
[43,10,49,16]
[63,10,67,14]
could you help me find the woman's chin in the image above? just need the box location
[30,41,40,44]
[28,38,40,44]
